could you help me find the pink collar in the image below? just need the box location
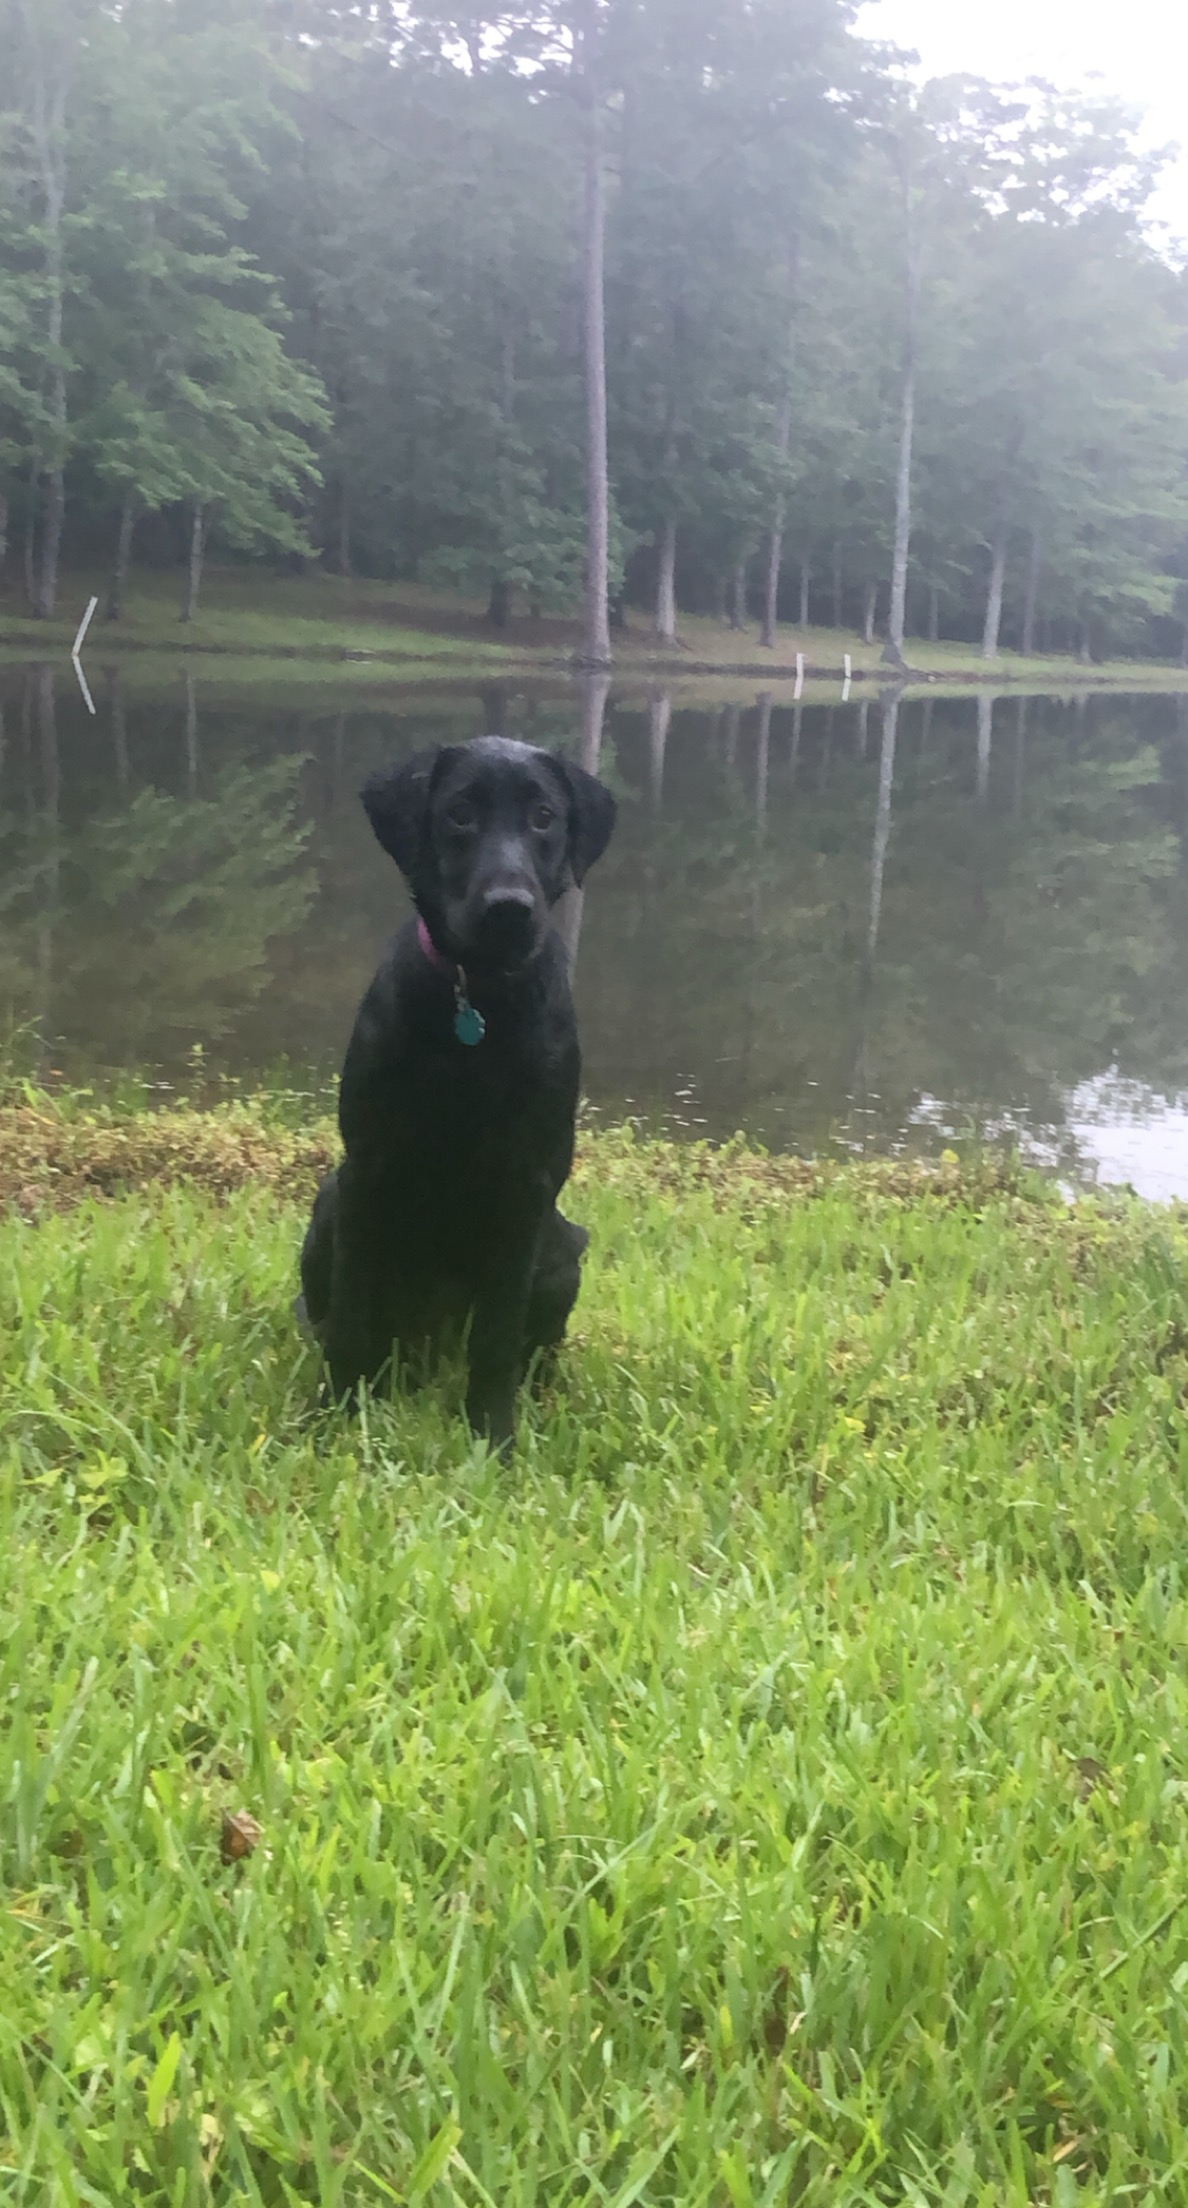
[416,915,456,978]
[417,912,487,1045]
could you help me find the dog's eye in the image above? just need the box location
[446,797,478,831]
[529,802,555,833]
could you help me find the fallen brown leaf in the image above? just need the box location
[220,1809,263,1864]
[1073,1756,1109,1801]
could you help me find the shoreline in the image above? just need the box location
[4,567,1188,695]
[0,1081,1161,1219]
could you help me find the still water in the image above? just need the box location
[3,664,1188,1196]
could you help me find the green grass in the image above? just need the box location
[5,1097,1188,2202]
[0,566,523,675]
[4,562,1188,692]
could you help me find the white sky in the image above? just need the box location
[856,0,1188,251]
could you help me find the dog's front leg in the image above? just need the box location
[320,1164,398,1408]
[466,1192,550,1451]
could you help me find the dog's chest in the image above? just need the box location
[381,1011,573,1158]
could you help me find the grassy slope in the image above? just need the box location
[4,1097,1188,2202]
[4,563,1188,692]
[0,569,521,677]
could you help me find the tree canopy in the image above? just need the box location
[1,0,1186,658]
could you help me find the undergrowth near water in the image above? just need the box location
[4,1093,1188,2202]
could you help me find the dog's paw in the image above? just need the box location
[467,1385,517,1458]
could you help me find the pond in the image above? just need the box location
[3,662,1188,1196]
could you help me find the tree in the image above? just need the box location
[10,0,82,617]
[575,0,613,664]
[2,0,1187,663]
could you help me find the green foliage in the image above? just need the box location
[0,0,327,607]
[0,0,1186,651]
[5,1115,1188,2197]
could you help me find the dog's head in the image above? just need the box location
[361,736,616,971]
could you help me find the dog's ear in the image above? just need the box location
[360,748,455,877]
[550,756,617,886]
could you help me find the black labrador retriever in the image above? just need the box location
[299,735,616,1448]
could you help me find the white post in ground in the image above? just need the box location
[71,595,99,660]
[842,651,852,703]
[794,651,805,700]
[71,594,99,716]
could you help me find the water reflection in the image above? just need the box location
[3,663,1188,1192]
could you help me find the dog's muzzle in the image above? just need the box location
[472,886,539,962]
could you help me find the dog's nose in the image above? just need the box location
[479,886,537,951]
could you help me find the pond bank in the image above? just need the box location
[5,562,1188,692]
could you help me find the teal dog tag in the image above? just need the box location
[454,994,486,1047]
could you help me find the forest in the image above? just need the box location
[3,0,1188,665]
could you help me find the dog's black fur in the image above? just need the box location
[300,735,616,1448]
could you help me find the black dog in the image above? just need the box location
[299,736,616,1448]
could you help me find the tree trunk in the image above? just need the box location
[760,510,783,648]
[884,224,923,670]
[927,582,939,643]
[760,242,799,652]
[1077,613,1092,665]
[106,494,136,622]
[731,562,747,631]
[648,691,671,808]
[654,516,677,643]
[868,691,900,962]
[23,462,38,607]
[713,573,728,624]
[487,575,511,629]
[577,2,612,669]
[976,691,992,802]
[37,468,65,620]
[21,4,72,621]
[798,556,810,630]
[884,350,916,665]
[981,519,1009,660]
[1021,529,1042,657]
[862,580,878,647]
[831,541,842,627]
[180,500,206,622]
